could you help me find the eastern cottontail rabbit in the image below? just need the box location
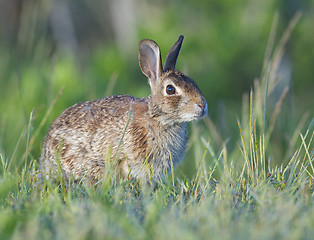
[40,35,207,183]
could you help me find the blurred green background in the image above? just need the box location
[0,0,313,175]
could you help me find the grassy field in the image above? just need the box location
[0,3,313,240]
[0,101,313,240]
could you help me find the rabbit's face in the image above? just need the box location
[139,35,207,125]
[150,71,207,125]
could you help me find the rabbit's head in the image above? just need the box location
[139,35,207,125]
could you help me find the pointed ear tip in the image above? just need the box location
[139,39,159,51]
[139,39,149,49]
[178,35,184,42]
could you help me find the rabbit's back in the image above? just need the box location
[50,95,134,131]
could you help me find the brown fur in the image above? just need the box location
[40,36,207,182]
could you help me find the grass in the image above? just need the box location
[0,13,314,240]
[0,121,313,239]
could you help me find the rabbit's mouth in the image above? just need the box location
[181,111,207,122]
[177,102,208,122]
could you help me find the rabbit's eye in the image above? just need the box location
[166,85,176,95]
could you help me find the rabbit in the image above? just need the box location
[40,35,207,183]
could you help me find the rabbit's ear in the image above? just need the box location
[164,35,184,71]
[139,39,163,88]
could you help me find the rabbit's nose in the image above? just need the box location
[197,101,208,118]
[198,103,206,110]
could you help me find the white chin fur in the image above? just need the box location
[159,103,207,125]
[159,114,195,125]
[180,113,201,122]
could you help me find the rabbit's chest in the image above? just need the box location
[121,121,187,178]
[147,123,188,175]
